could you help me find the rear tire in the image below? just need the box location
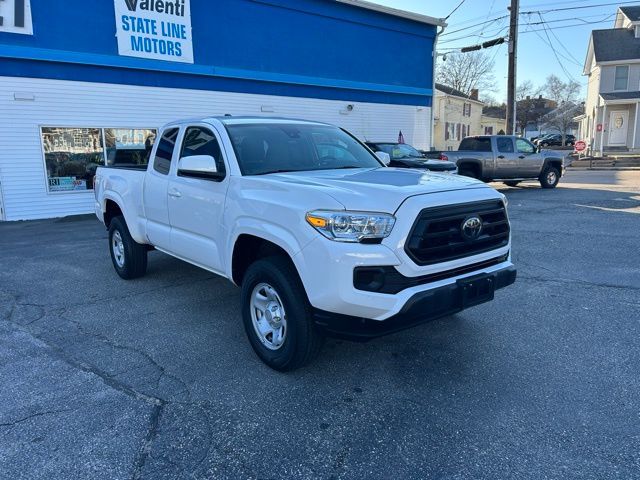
[504,181,520,187]
[241,256,324,371]
[539,166,560,189]
[108,216,148,279]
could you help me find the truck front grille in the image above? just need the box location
[405,200,509,265]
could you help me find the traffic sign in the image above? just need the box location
[575,140,587,152]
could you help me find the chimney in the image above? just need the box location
[470,89,479,100]
[539,95,543,99]
[526,95,530,100]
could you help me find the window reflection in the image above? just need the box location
[105,128,157,169]
[41,127,104,192]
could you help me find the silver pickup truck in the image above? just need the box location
[440,135,565,188]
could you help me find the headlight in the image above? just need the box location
[305,210,396,243]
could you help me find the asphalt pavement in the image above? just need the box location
[1,170,639,479]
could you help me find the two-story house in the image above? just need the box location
[580,6,640,155]
[433,84,484,151]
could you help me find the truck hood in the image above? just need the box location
[261,167,491,212]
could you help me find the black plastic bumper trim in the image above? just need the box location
[353,254,509,294]
[314,265,517,341]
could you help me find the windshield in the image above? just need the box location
[375,143,423,159]
[226,123,383,175]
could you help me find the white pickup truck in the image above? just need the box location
[94,117,516,370]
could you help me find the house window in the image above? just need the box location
[445,122,450,140]
[463,103,471,117]
[614,65,629,91]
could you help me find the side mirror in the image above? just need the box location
[375,151,391,166]
[178,155,219,178]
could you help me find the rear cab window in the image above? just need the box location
[497,138,514,153]
[153,128,179,175]
[458,137,492,152]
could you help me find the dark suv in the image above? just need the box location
[535,134,575,147]
[365,142,457,173]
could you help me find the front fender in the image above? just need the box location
[226,217,315,281]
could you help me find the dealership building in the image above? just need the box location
[0,0,442,221]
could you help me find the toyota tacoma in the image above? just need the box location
[94,117,516,371]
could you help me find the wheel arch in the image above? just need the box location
[101,192,147,244]
[457,158,483,177]
[231,233,301,287]
[543,157,564,175]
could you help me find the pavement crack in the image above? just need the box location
[58,310,192,401]
[516,261,640,292]
[131,402,165,480]
[0,408,76,428]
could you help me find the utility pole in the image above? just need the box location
[506,0,519,135]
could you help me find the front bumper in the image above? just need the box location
[313,265,516,340]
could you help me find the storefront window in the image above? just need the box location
[41,127,104,192]
[105,128,157,169]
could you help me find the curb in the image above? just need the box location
[567,167,640,171]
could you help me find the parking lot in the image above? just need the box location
[1,170,639,479]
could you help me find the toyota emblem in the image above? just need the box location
[461,216,483,241]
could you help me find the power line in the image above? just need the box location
[445,0,467,20]
[474,0,498,43]
[537,13,587,65]
[443,0,633,37]
[521,17,615,33]
[522,0,640,14]
[521,0,617,7]
[440,15,508,37]
[534,14,580,80]
[523,12,615,26]
[439,22,509,44]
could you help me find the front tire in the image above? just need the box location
[241,256,324,371]
[108,216,148,279]
[539,166,560,189]
[504,181,520,187]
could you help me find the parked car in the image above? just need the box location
[440,135,565,188]
[365,141,458,173]
[94,117,516,370]
[534,134,575,147]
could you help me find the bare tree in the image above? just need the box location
[516,80,542,102]
[544,74,581,104]
[516,81,546,135]
[540,75,582,145]
[436,51,496,96]
[480,93,498,106]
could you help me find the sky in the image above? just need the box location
[371,0,627,102]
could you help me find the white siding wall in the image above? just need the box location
[600,64,640,92]
[0,76,431,221]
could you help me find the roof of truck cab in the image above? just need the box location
[218,117,332,126]
[161,116,334,129]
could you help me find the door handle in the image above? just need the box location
[168,189,182,198]
[518,155,526,159]
[497,155,505,159]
